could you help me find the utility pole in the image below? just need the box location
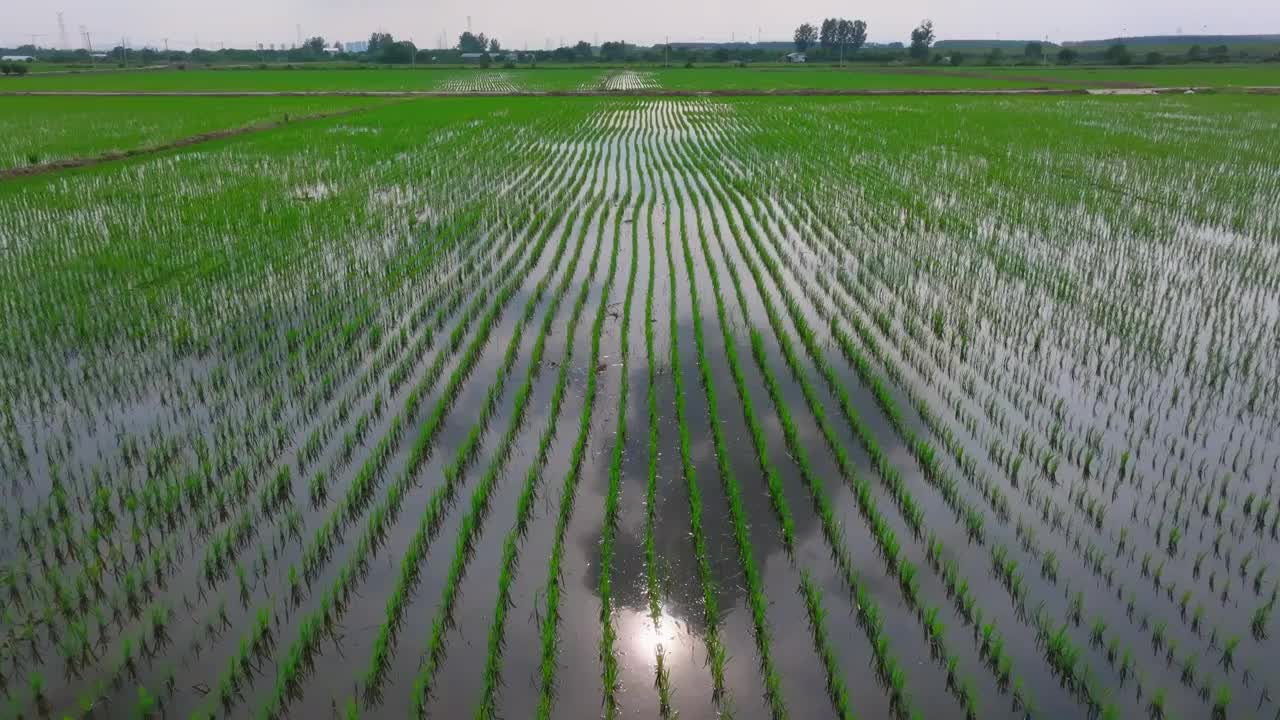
[81,26,94,65]
[121,36,128,66]
[665,35,669,67]
[57,12,68,50]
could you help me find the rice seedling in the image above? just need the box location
[531,192,624,720]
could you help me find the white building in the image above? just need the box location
[2,55,35,62]
[345,40,369,53]
[784,52,806,63]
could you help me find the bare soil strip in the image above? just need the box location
[0,105,372,181]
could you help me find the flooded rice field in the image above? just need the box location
[1,94,1278,720]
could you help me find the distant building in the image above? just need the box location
[784,52,806,63]
[345,40,369,53]
[2,55,35,62]
[460,52,487,62]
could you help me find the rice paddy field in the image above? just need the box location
[1,92,1279,720]
[3,63,1277,94]
[0,96,387,171]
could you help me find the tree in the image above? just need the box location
[1187,44,1203,61]
[985,47,1005,65]
[457,32,485,53]
[600,41,627,61]
[1057,48,1079,65]
[794,23,818,52]
[1104,43,1131,65]
[381,40,416,64]
[850,20,868,52]
[819,19,837,51]
[1024,41,1043,60]
[489,38,502,53]
[949,52,966,66]
[1144,51,1163,65]
[574,40,593,59]
[305,37,326,55]
[835,20,852,48]
[367,32,393,56]
[909,19,935,60]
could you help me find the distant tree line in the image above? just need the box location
[2,26,1275,69]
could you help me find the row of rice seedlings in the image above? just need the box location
[679,125,1048,715]
[533,192,622,719]
[347,119,605,716]
[103,211,515,711]
[9,170,516,697]
[400,188,597,712]
[602,71,661,92]
[188,229,534,717]
[1,109,586,707]
[657,160,731,711]
[474,186,615,720]
[791,139,1277,686]
[758,193,1108,711]
[596,170,644,717]
[742,131,1228,707]
[821,238,1220,624]
[680,133,983,717]
[670,143,860,719]
[811,235,1226,695]
[666,148,787,719]
[358,150,596,700]
[182,127,597,720]
[773,179,1233,707]
[254,180,574,720]
[637,147,676,716]
[295,169,577,579]
[8,106,588,717]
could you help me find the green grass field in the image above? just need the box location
[649,66,1052,89]
[0,67,603,92]
[0,96,387,170]
[2,63,1276,93]
[942,63,1280,87]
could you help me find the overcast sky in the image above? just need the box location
[4,0,1276,51]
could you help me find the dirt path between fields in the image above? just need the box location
[0,105,372,181]
[0,86,1220,98]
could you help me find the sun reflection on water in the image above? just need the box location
[616,603,700,669]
